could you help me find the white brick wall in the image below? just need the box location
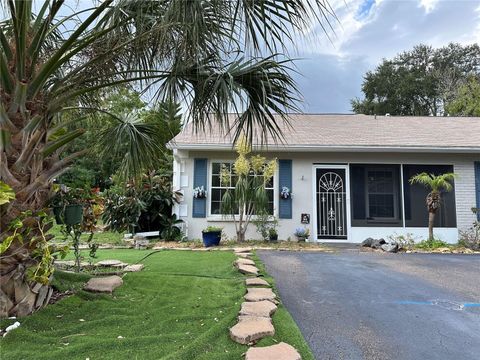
[454,160,478,231]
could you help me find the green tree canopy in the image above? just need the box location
[351,43,480,116]
[445,76,480,117]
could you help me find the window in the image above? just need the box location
[366,168,398,220]
[350,164,402,227]
[210,161,274,216]
[403,164,456,227]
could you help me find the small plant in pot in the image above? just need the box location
[202,226,223,247]
[49,185,86,225]
[268,228,278,242]
[294,227,310,242]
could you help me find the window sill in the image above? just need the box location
[207,215,276,222]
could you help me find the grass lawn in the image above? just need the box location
[49,224,125,245]
[0,249,314,360]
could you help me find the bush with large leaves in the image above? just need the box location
[0,0,335,317]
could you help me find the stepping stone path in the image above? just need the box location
[237,264,259,276]
[124,264,144,272]
[234,258,256,266]
[245,342,302,360]
[97,259,124,267]
[244,288,276,302]
[84,276,123,294]
[245,278,270,287]
[230,249,302,358]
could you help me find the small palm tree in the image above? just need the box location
[409,172,457,241]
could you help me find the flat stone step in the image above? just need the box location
[245,342,301,360]
[229,317,274,344]
[96,260,124,267]
[124,264,144,272]
[84,276,123,294]
[244,288,276,302]
[245,278,270,287]
[237,252,253,258]
[238,264,259,276]
[240,300,277,317]
[235,258,255,267]
[233,247,253,253]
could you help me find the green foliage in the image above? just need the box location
[409,172,456,192]
[445,76,480,116]
[160,214,183,241]
[0,181,15,205]
[415,237,449,250]
[352,43,480,115]
[102,171,180,234]
[253,213,279,241]
[458,208,480,250]
[202,226,223,233]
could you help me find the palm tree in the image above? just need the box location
[409,172,457,241]
[0,1,336,317]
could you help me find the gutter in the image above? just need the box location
[167,143,480,154]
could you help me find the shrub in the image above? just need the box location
[458,208,479,250]
[386,233,419,251]
[415,237,449,250]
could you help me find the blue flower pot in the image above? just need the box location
[202,231,222,247]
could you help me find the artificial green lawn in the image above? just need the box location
[1,250,314,360]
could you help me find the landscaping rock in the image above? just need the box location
[244,288,276,302]
[370,238,386,249]
[238,264,259,276]
[240,300,277,317]
[381,243,399,253]
[229,317,274,344]
[96,260,124,267]
[233,247,253,253]
[110,262,129,269]
[435,247,452,253]
[54,260,75,268]
[245,278,270,287]
[234,258,255,267]
[123,264,144,272]
[245,342,301,360]
[237,252,253,258]
[361,237,374,247]
[84,276,123,294]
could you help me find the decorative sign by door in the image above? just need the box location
[316,168,347,240]
[301,213,310,224]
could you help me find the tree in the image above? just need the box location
[220,138,277,242]
[352,43,480,115]
[445,76,480,116]
[0,1,335,317]
[409,172,457,241]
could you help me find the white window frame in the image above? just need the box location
[364,166,400,222]
[207,159,277,220]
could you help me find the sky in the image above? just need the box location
[294,0,480,113]
[1,0,479,114]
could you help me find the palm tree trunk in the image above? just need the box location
[428,211,436,241]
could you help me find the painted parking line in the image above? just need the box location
[395,300,480,310]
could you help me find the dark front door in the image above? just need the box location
[316,168,347,240]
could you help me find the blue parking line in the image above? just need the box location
[395,300,433,305]
[463,303,480,307]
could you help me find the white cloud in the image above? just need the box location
[419,0,440,14]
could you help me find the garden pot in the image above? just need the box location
[53,204,83,225]
[202,231,222,247]
[269,234,278,242]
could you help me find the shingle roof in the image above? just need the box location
[170,114,480,152]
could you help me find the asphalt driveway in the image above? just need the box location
[258,250,480,360]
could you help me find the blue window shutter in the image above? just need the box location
[193,159,208,218]
[279,159,292,219]
[475,161,480,221]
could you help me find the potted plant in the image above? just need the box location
[280,186,291,199]
[294,227,310,242]
[193,186,207,199]
[50,185,85,226]
[202,226,223,247]
[268,228,278,242]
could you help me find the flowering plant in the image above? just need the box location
[280,186,291,199]
[193,186,207,199]
[294,227,310,238]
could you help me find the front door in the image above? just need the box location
[316,167,348,240]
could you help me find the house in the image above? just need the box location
[169,114,480,243]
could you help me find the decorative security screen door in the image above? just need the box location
[316,168,347,240]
